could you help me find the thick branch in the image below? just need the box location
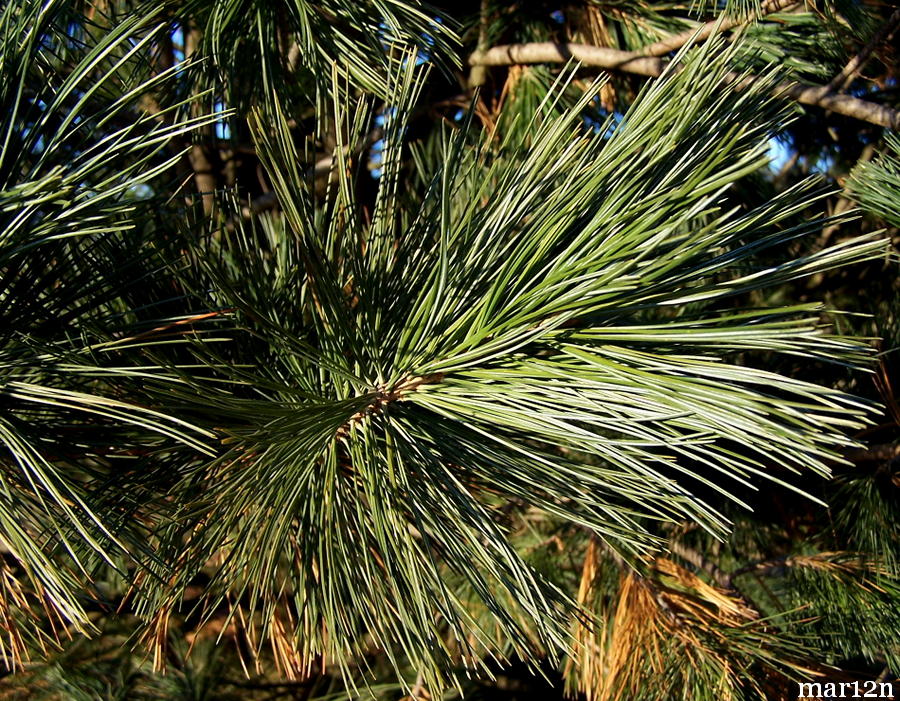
[185,25,220,215]
[468,0,492,88]
[239,155,333,218]
[188,144,219,215]
[770,80,899,129]
[471,43,664,76]
[846,443,900,463]
[239,126,384,220]
[469,43,900,128]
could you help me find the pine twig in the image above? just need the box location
[828,8,900,92]
[668,541,732,589]
[409,668,428,700]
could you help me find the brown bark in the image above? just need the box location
[185,25,220,215]
[469,42,900,129]
[846,444,900,463]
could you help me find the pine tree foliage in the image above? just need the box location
[569,544,811,701]
[178,0,460,104]
[850,133,900,229]
[0,0,899,698]
[121,42,888,690]
[0,0,215,663]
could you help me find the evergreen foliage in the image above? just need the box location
[0,0,898,698]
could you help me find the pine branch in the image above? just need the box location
[238,127,384,220]
[157,45,890,687]
[468,0,492,88]
[471,43,665,76]
[185,25,221,215]
[847,444,900,463]
[469,43,900,128]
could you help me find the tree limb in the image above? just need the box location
[470,43,664,76]
[771,79,899,128]
[185,25,220,215]
[468,0,492,88]
[469,42,900,128]
[239,127,383,219]
[846,443,900,463]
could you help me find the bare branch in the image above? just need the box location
[468,0,492,88]
[469,43,900,128]
[239,125,383,219]
[771,80,899,129]
[471,43,664,76]
[846,443,900,463]
[239,155,334,218]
